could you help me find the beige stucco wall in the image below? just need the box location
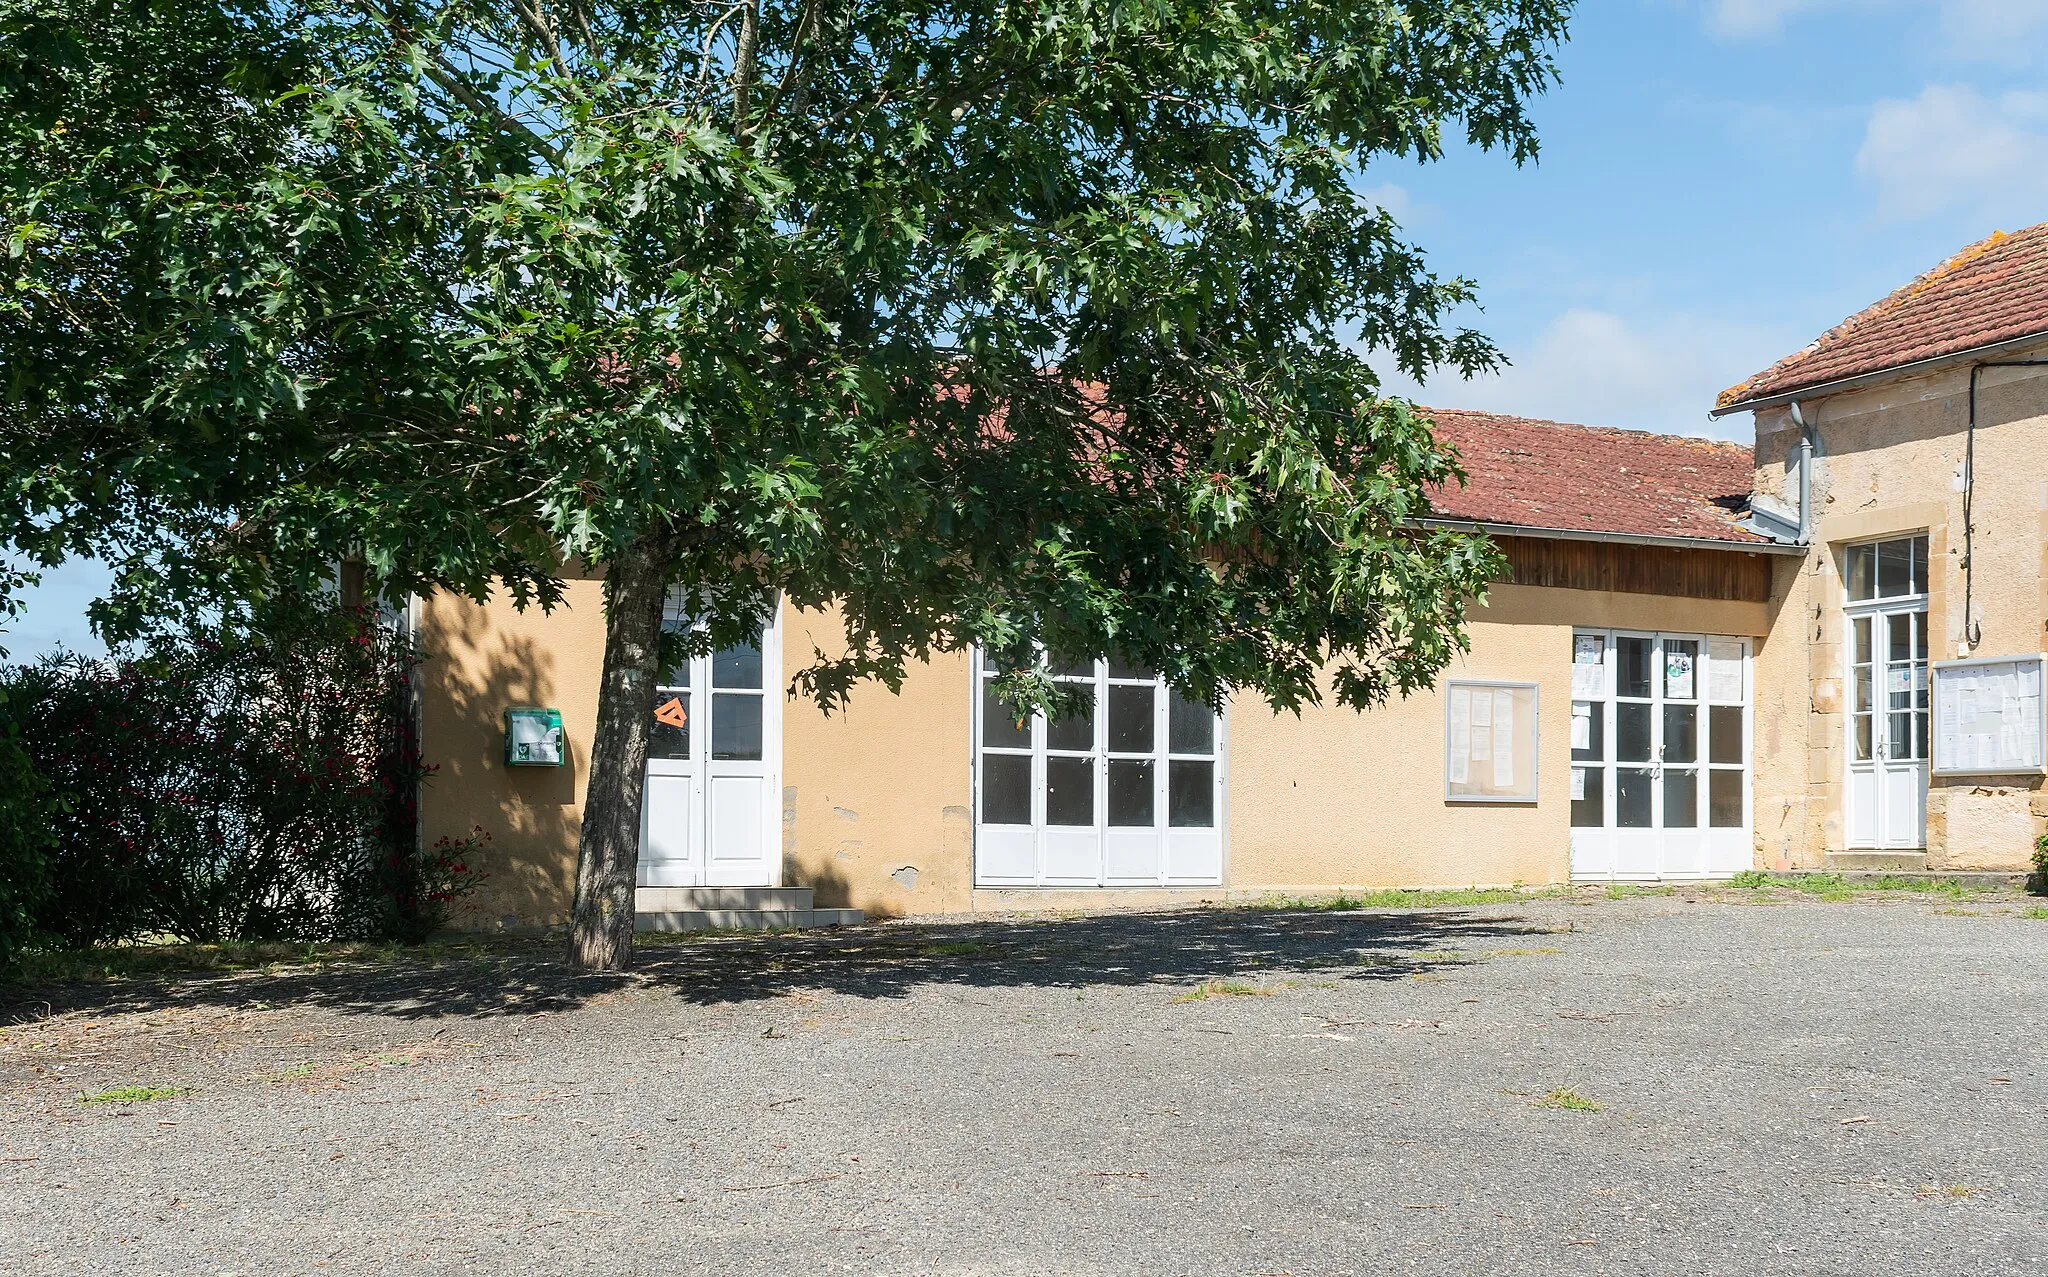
[1228,582,1778,892]
[417,569,1791,928]
[1747,347,2048,869]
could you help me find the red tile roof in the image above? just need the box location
[1422,408,1764,545]
[1718,222,2048,409]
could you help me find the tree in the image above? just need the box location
[3,0,1570,969]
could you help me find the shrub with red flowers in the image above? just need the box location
[1,600,484,946]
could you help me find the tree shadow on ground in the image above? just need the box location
[3,905,1558,1024]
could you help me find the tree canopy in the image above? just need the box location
[3,0,1573,964]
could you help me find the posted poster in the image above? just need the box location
[1492,690,1516,788]
[1571,702,1593,751]
[1666,649,1695,701]
[1571,767,1587,802]
[1470,689,1492,760]
[1572,636,1606,699]
[1448,687,1471,784]
[1707,639,1745,702]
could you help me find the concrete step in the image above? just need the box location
[635,886,812,912]
[1825,851,1929,872]
[638,908,813,932]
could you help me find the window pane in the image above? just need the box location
[1108,684,1155,754]
[1854,714,1873,761]
[1914,711,1930,761]
[981,682,1032,749]
[1617,769,1654,829]
[1663,704,1699,764]
[1168,760,1215,828]
[711,694,763,760]
[1169,692,1215,755]
[650,691,691,759]
[1046,695,1095,752]
[1107,657,1154,680]
[1854,617,1872,665]
[713,637,764,689]
[1911,536,1929,594]
[1710,706,1744,764]
[1664,639,1699,701]
[1618,637,1654,699]
[1846,544,1875,601]
[1050,657,1093,679]
[1571,769,1605,829]
[1878,539,1910,597]
[1889,713,1912,759]
[981,753,1031,824]
[1912,610,1927,660]
[1664,768,1699,829]
[1888,613,1912,663]
[1106,759,1154,827]
[1855,665,1873,713]
[1045,756,1094,825]
[1617,703,1653,762]
[1710,770,1744,828]
[1571,703,1605,764]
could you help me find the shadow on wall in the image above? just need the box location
[420,597,581,931]
[5,906,1557,1023]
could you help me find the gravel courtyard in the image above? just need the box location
[3,887,2045,1276]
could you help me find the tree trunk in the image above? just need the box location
[566,527,672,970]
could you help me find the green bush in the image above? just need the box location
[5,601,482,947]
[0,693,53,960]
[2031,831,2048,896]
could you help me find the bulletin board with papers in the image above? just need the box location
[1445,681,1540,803]
[1931,655,2047,776]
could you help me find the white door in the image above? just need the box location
[973,655,1224,887]
[1845,605,1929,849]
[1842,536,1930,851]
[637,593,780,888]
[1570,631,1751,880]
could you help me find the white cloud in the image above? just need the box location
[1856,84,2048,220]
[1358,182,1421,224]
[1704,0,2048,57]
[1376,308,1799,441]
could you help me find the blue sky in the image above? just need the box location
[7,0,2045,659]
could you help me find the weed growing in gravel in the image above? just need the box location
[918,941,989,958]
[1252,886,1530,911]
[78,1086,185,1104]
[1724,872,1984,901]
[1173,979,1268,1002]
[1602,884,1674,899]
[1534,1087,1601,1113]
[2023,907,2048,920]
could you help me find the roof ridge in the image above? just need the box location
[1717,221,2048,409]
[1420,406,1749,453]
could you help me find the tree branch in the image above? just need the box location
[343,0,566,168]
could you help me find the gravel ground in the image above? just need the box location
[3,889,2046,1276]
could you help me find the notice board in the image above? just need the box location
[1445,681,1540,803]
[1932,655,2047,776]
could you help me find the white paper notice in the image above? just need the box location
[1707,640,1744,702]
[1572,636,1606,699]
[1666,651,1695,701]
[1492,690,1516,788]
[1448,687,1471,785]
[1571,703,1592,751]
[1470,688,1492,761]
[1571,767,1587,802]
[1471,694,1493,727]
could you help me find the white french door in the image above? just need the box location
[1845,604,1929,850]
[1570,631,1752,880]
[1842,535,1930,851]
[637,592,781,888]
[972,655,1224,887]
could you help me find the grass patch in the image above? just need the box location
[2,935,556,988]
[1172,979,1270,1003]
[78,1085,185,1105]
[1254,886,1529,912]
[1602,883,1675,899]
[1533,1086,1602,1113]
[2023,907,2048,920]
[1724,871,1986,900]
